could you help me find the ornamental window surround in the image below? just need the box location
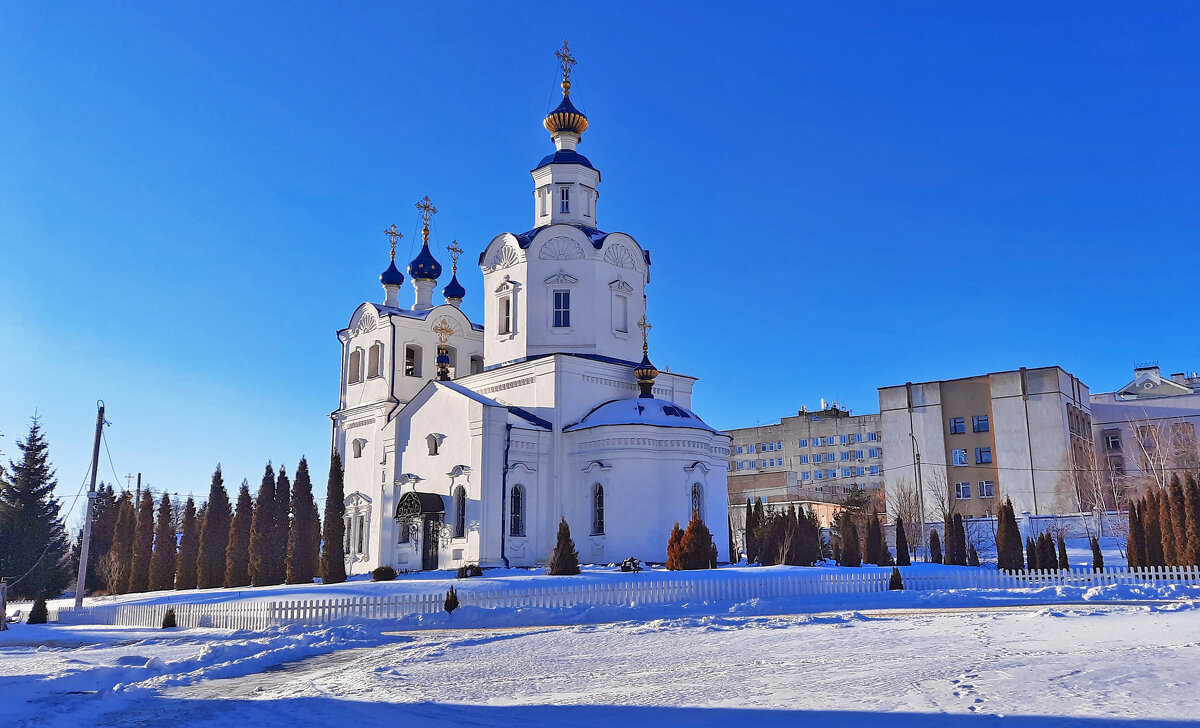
[553,290,571,328]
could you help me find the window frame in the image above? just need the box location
[592,483,605,535]
[949,417,966,434]
[972,415,989,433]
[452,486,466,539]
[552,289,571,328]
[509,485,525,537]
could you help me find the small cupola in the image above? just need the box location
[380,223,405,307]
[442,240,467,307]
[632,315,659,398]
[531,41,601,228]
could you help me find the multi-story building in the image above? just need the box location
[879,367,1091,520]
[1091,365,1200,501]
[725,404,884,525]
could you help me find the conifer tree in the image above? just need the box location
[864,514,882,565]
[1037,533,1056,571]
[107,492,135,593]
[286,458,321,584]
[1127,501,1145,569]
[249,463,279,587]
[1090,536,1104,572]
[681,513,719,569]
[955,514,969,566]
[275,465,292,582]
[197,466,233,589]
[226,479,254,587]
[889,566,904,590]
[320,452,347,584]
[967,543,980,567]
[840,523,862,567]
[666,521,686,569]
[894,517,911,566]
[1183,475,1200,567]
[1057,534,1069,570]
[85,484,119,594]
[928,529,943,565]
[1169,476,1188,566]
[943,519,958,566]
[0,418,72,600]
[1158,487,1177,566]
[547,517,581,575]
[131,489,158,591]
[1143,493,1165,567]
[149,494,176,591]
[996,497,1023,571]
[743,498,754,563]
[728,514,737,563]
[1025,536,1038,570]
[175,497,199,590]
[27,597,48,624]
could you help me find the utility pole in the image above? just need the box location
[74,401,105,609]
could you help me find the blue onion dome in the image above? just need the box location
[543,95,588,135]
[407,242,442,280]
[380,259,405,287]
[442,272,466,301]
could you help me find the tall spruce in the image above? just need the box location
[967,542,980,567]
[273,465,292,583]
[1127,501,1146,569]
[841,522,862,567]
[1184,475,1200,567]
[1143,493,1165,567]
[894,517,911,566]
[864,515,882,565]
[1025,536,1038,570]
[666,521,686,569]
[149,494,177,590]
[948,514,968,566]
[547,517,581,574]
[0,418,72,599]
[928,529,943,565]
[1169,476,1188,566]
[108,492,135,593]
[128,489,155,592]
[1038,533,1056,571]
[83,483,119,594]
[996,497,1024,571]
[286,458,321,584]
[320,452,347,584]
[743,498,754,563]
[249,463,279,587]
[1057,534,1070,570]
[197,466,233,589]
[1158,487,1177,566]
[226,479,254,587]
[175,497,199,590]
[1090,536,1104,572]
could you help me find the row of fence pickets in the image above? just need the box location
[52,565,1200,630]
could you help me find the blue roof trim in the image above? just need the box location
[483,351,644,372]
[370,303,483,332]
[508,406,552,430]
[435,380,551,430]
[532,149,595,171]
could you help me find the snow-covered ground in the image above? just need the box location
[3,602,1199,727]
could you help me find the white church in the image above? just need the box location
[331,44,730,573]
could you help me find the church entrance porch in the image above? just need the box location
[396,491,447,571]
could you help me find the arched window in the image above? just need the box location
[405,344,422,377]
[592,483,605,535]
[453,486,466,539]
[509,485,525,536]
[470,355,484,375]
[427,434,439,456]
[367,341,382,378]
[351,439,365,459]
[690,483,704,522]
[348,348,362,384]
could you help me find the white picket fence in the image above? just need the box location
[50,565,1200,629]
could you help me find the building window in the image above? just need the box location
[975,447,992,465]
[801,471,810,480]
[972,415,989,433]
[498,296,512,335]
[840,451,850,461]
[614,294,629,333]
[776,441,782,449]
[509,485,525,536]
[592,484,605,535]
[539,188,548,216]
[559,186,570,213]
[870,465,880,476]
[470,355,484,375]
[826,453,837,463]
[453,486,466,539]
[978,481,995,498]
[356,515,365,554]
[949,417,966,434]
[1108,456,1125,475]
[404,345,422,377]
[553,290,571,327]
[868,432,879,441]
[348,348,362,384]
[840,435,850,445]
[856,467,866,476]
[813,437,823,446]
[815,471,824,480]
[953,449,968,466]
[343,516,352,551]
[351,439,365,459]
[827,469,837,479]
[869,448,880,458]
[798,438,807,447]
[799,455,809,464]
[367,342,382,378]
[841,468,852,478]
[427,434,440,456]
[955,482,972,499]
[735,461,743,470]
[854,433,863,443]
[690,483,703,521]
[1104,433,1121,451]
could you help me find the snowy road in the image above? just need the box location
[8,602,1197,727]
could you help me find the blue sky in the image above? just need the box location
[2,3,1198,521]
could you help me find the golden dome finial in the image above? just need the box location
[633,315,658,398]
[555,39,576,97]
[447,240,463,275]
[384,223,403,262]
[415,196,437,246]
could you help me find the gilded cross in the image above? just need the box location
[416,195,437,245]
[555,40,576,96]
[447,240,463,274]
[383,224,403,261]
[432,319,454,345]
[636,315,651,353]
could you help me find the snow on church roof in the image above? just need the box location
[370,303,484,332]
[564,398,722,434]
[436,380,552,430]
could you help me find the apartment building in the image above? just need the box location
[725,404,884,516]
[879,367,1091,520]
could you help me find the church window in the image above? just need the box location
[443,345,458,378]
[351,439,365,459]
[470,355,484,375]
[690,484,704,522]
[427,434,440,456]
[559,186,570,213]
[614,295,628,333]
[539,188,548,216]
[368,342,382,378]
[343,516,352,550]
[553,290,571,328]
[404,345,423,377]
[509,485,525,536]
[356,515,365,554]
[592,484,604,534]
[499,296,512,334]
[348,348,362,384]
[453,486,466,539]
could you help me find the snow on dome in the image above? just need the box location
[564,398,721,433]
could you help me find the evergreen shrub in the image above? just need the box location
[27,597,48,624]
[444,586,459,613]
[457,564,484,579]
[370,566,397,581]
[162,608,177,628]
[888,567,904,591]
